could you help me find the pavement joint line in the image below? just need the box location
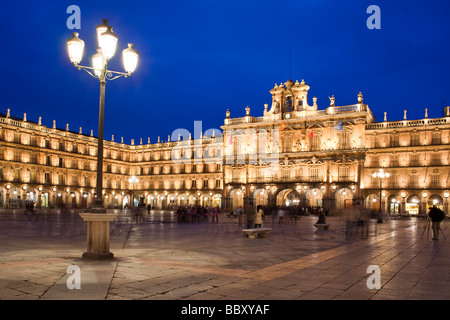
[0,257,66,269]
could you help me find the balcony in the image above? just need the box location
[331,175,356,183]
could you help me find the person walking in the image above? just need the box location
[254,205,264,228]
[277,207,285,225]
[428,205,445,240]
[212,206,219,223]
[236,206,244,226]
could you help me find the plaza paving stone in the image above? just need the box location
[0,209,449,301]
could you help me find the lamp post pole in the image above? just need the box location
[94,74,107,211]
[373,169,389,223]
[444,192,449,216]
[379,177,382,215]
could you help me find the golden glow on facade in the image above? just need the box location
[0,79,449,215]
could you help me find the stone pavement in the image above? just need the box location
[0,209,449,303]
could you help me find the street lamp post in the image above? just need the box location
[67,19,139,260]
[422,192,428,216]
[373,168,389,223]
[444,192,449,216]
[67,20,139,212]
[128,175,139,208]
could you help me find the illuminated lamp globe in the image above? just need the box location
[96,19,110,46]
[92,49,106,77]
[98,26,118,60]
[122,43,139,74]
[67,32,85,64]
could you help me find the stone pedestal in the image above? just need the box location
[79,212,118,260]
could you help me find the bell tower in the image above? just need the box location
[266,79,312,117]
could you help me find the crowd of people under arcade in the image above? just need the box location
[176,205,222,222]
[173,203,330,225]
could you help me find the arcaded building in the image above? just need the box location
[1,78,449,215]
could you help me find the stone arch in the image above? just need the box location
[365,193,378,211]
[387,194,401,213]
[229,188,244,210]
[428,194,444,211]
[406,194,421,216]
[306,188,323,207]
[253,188,268,207]
[275,188,301,207]
[335,187,353,209]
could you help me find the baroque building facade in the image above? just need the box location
[1,78,449,215]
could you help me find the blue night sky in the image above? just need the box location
[1,0,449,144]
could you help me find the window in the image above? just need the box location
[339,131,351,149]
[432,132,441,145]
[411,134,419,146]
[311,135,321,151]
[215,179,221,188]
[13,170,20,182]
[30,171,37,183]
[283,135,291,153]
[371,175,378,188]
[390,155,398,167]
[309,167,319,180]
[431,175,440,188]
[282,169,290,180]
[192,179,197,188]
[338,166,350,180]
[57,173,65,185]
[388,173,398,188]
[295,168,302,179]
[203,179,209,188]
[256,169,263,182]
[44,172,50,184]
[285,95,293,112]
[431,152,440,166]
[410,154,419,166]
[390,134,399,147]
[371,155,379,167]
[409,175,418,188]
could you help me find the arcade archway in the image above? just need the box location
[307,188,323,207]
[276,188,301,207]
[336,187,353,209]
[230,189,244,210]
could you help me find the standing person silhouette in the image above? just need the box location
[428,205,445,240]
[255,205,264,228]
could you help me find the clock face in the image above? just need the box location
[285,113,291,119]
